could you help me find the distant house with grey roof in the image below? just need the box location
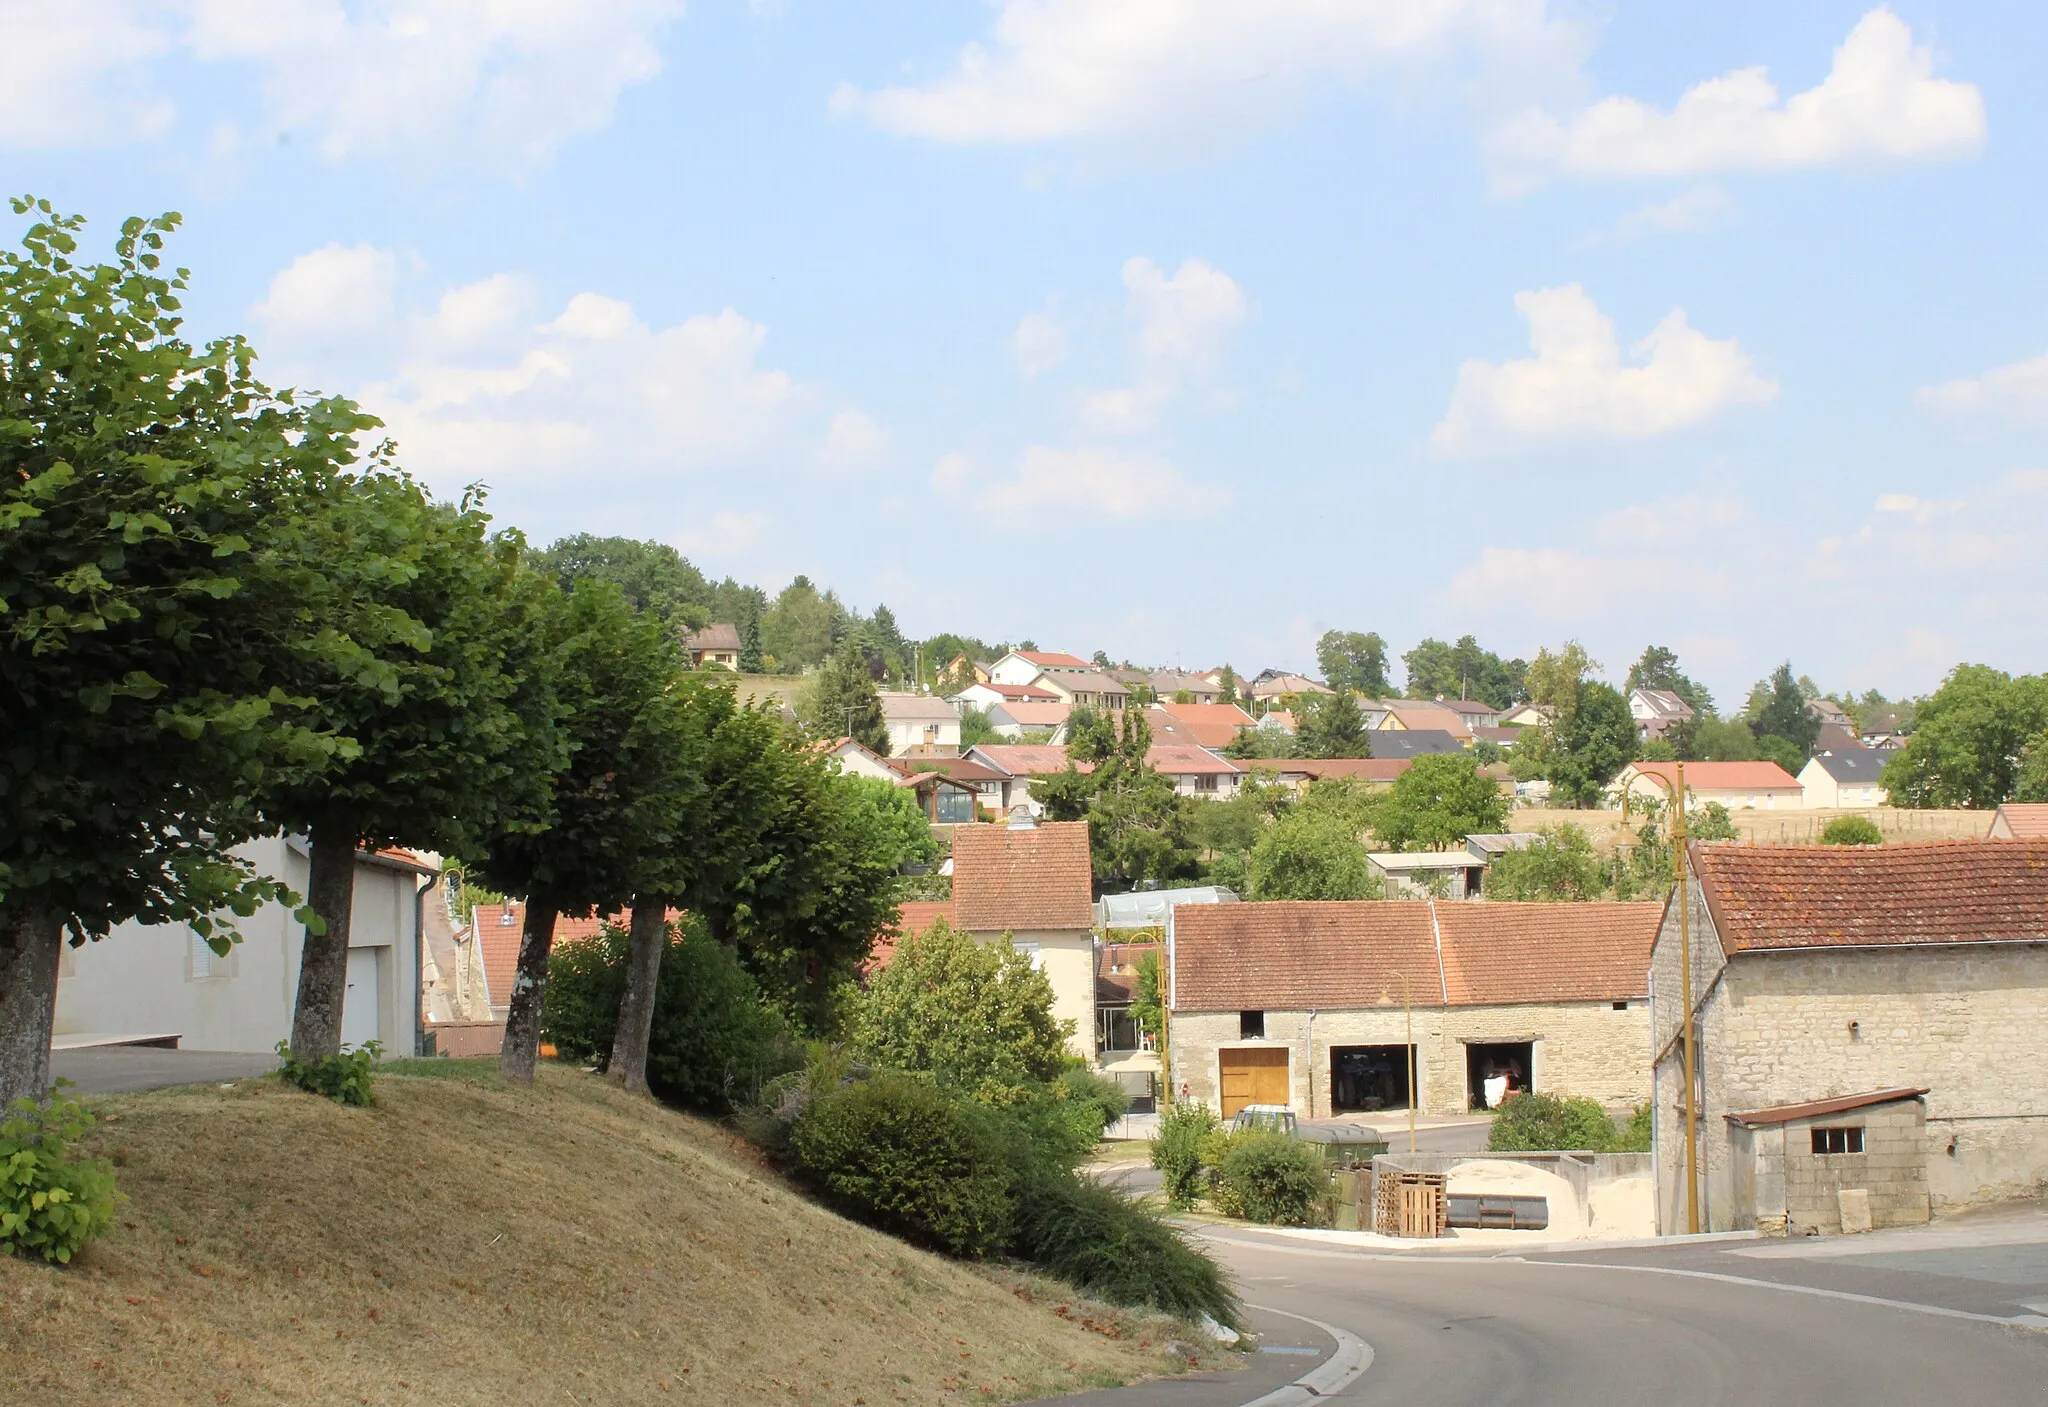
[1797,746,1892,809]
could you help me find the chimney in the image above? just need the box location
[1008,805,1037,829]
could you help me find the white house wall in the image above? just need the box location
[54,835,424,1056]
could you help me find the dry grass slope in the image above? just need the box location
[0,1063,1208,1407]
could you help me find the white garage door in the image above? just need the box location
[341,947,383,1051]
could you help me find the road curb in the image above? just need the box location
[1236,1303,1373,1405]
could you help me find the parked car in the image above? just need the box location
[1231,1105,1388,1168]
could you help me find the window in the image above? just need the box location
[1239,1010,1265,1039]
[1612,1000,1630,1011]
[1014,942,1044,971]
[188,929,230,982]
[1098,1008,1145,1053]
[1811,1126,1864,1155]
[936,789,976,825]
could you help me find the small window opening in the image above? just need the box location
[1239,1010,1265,1039]
[1612,1000,1630,1011]
[1811,1126,1864,1155]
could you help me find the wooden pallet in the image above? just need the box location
[1373,1171,1448,1238]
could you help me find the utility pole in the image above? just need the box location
[1676,760,1699,1234]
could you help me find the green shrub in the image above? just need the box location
[1614,1102,1653,1153]
[543,917,797,1114]
[1150,1102,1217,1209]
[1819,815,1883,846]
[1011,1171,1241,1327]
[1486,1092,1622,1152]
[276,1040,380,1106]
[1,1089,119,1264]
[790,1073,1015,1259]
[1690,802,1739,841]
[1214,1132,1327,1226]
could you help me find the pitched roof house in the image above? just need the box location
[1989,803,2048,840]
[1376,700,1474,741]
[1615,760,1804,810]
[682,623,742,670]
[1628,688,1696,740]
[1653,839,2048,1235]
[1154,700,1257,748]
[1169,900,1661,1117]
[877,691,961,755]
[989,650,1094,685]
[1032,669,1131,712]
[1249,673,1335,704]
[952,818,1098,1060]
[1797,746,1891,808]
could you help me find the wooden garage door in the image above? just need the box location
[1220,1047,1289,1118]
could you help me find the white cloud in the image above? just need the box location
[0,1,173,147]
[1587,185,1728,244]
[1013,313,1069,376]
[821,408,893,472]
[1917,353,2048,423]
[1430,284,1776,455]
[1431,473,2048,695]
[932,444,1231,529]
[184,0,683,164]
[1494,9,1985,187]
[673,510,771,558]
[253,243,398,340]
[833,0,1583,146]
[252,249,879,497]
[1080,255,1247,434]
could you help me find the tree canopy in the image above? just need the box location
[1372,753,1508,851]
[1881,665,2048,809]
[799,647,888,754]
[1752,663,1820,763]
[1625,645,1714,715]
[1401,635,1527,709]
[1294,689,1371,759]
[1483,826,1605,901]
[1316,630,1391,696]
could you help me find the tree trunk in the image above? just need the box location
[288,817,360,1061]
[607,899,669,1095]
[0,906,62,1109]
[499,897,560,1086]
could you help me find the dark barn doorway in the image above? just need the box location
[1330,1044,1414,1113]
[1466,1041,1533,1111]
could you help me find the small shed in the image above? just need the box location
[1725,1088,1931,1236]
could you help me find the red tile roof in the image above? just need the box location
[869,900,959,974]
[993,701,1071,727]
[1994,804,2048,839]
[1172,900,1661,1012]
[952,821,1094,932]
[885,755,1009,784]
[1625,760,1802,792]
[468,903,681,1011]
[1014,650,1092,668]
[1690,839,2048,954]
[977,682,1062,701]
[1157,701,1257,750]
[1728,1088,1929,1126]
[1381,702,1472,739]
[1145,745,1241,777]
[971,743,1074,776]
[1435,903,1660,1006]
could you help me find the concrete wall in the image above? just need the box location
[55,836,424,1055]
[967,926,1096,1063]
[1168,999,1651,1118]
[1654,910,2048,1231]
[1780,1101,1930,1234]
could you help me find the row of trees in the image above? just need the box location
[0,203,929,1105]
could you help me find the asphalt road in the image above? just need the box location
[50,1047,279,1094]
[1036,1221,2048,1406]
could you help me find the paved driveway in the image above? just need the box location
[50,1047,279,1095]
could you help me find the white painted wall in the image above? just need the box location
[54,835,425,1055]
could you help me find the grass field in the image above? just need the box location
[1506,806,1993,851]
[0,1062,1214,1407]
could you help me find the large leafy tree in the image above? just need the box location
[852,918,1070,1101]
[1372,753,1509,851]
[1402,635,1528,709]
[1547,682,1635,808]
[262,477,561,1062]
[0,202,365,1104]
[761,575,841,672]
[1752,663,1819,762]
[1316,630,1391,696]
[1035,710,1198,891]
[799,646,887,753]
[1246,812,1380,900]
[532,534,711,632]
[1295,690,1371,759]
[1483,826,1605,901]
[470,581,682,1084]
[1881,665,2048,808]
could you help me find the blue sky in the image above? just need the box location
[8,2,2046,704]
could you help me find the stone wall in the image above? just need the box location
[1779,1100,1930,1234]
[1169,998,1651,1117]
[1656,934,2048,1231]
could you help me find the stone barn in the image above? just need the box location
[1167,900,1662,1119]
[1652,839,2048,1235]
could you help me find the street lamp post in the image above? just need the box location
[1622,760,1700,1234]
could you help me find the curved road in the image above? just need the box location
[1217,1237,2048,1405]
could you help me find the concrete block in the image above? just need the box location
[1838,1188,1873,1234]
